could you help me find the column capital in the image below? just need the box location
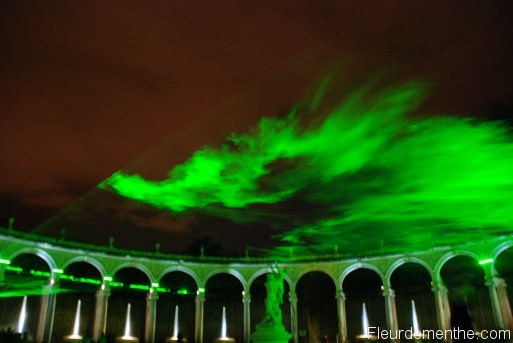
[196,292,206,302]
[289,291,298,303]
[96,287,110,297]
[335,290,345,300]
[486,276,507,287]
[431,281,448,293]
[242,292,251,303]
[147,289,159,300]
[382,287,395,297]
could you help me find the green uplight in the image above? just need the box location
[52,268,64,274]
[176,288,189,295]
[479,258,494,265]
[151,282,159,288]
[0,259,11,265]
[198,287,205,293]
[104,276,113,281]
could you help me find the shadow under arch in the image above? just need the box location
[296,270,337,342]
[8,248,57,274]
[386,257,433,283]
[492,241,513,262]
[204,272,244,343]
[343,266,386,342]
[61,255,106,279]
[105,266,152,341]
[434,251,481,284]
[390,262,438,333]
[155,270,198,343]
[339,262,385,287]
[52,261,103,341]
[156,266,200,289]
[109,261,154,282]
[440,254,495,332]
[492,245,513,330]
[203,268,247,289]
[0,252,54,340]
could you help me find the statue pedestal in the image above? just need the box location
[251,324,292,343]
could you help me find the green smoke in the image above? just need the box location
[101,81,513,255]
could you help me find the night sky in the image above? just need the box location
[1,1,513,256]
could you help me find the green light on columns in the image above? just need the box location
[151,282,159,288]
[479,258,493,265]
[52,268,63,274]
[6,265,22,273]
[30,270,51,278]
[0,259,10,265]
[198,287,205,293]
[103,276,113,282]
[129,284,150,291]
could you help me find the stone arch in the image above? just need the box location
[8,247,56,272]
[156,266,200,289]
[110,262,154,281]
[339,262,385,288]
[203,268,246,289]
[386,257,433,284]
[61,255,106,278]
[434,250,480,284]
[293,267,337,293]
[492,241,513,261]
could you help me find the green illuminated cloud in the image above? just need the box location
[101,80,513,254]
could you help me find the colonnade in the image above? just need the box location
[21,268,513,343]
[2,232,513,342]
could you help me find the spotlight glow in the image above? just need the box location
[221,306,227,339]
[17,296,27,334]
[172,305,179,339]
[123,303,132,338]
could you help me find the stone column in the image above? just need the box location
[195,291,205,343]
[289,291,298,343]
[145,288,159,343]
[36,279,58,343]
[0,264,5,283]
[92,284,110,341]
[243,290,251,343]
[432,281,451,339]
[335,288,348,343]
[382,284,399,340]
[487,277,513,330]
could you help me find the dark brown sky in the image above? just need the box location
[1,1,513,254]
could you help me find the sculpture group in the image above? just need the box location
[251,263,292,343]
